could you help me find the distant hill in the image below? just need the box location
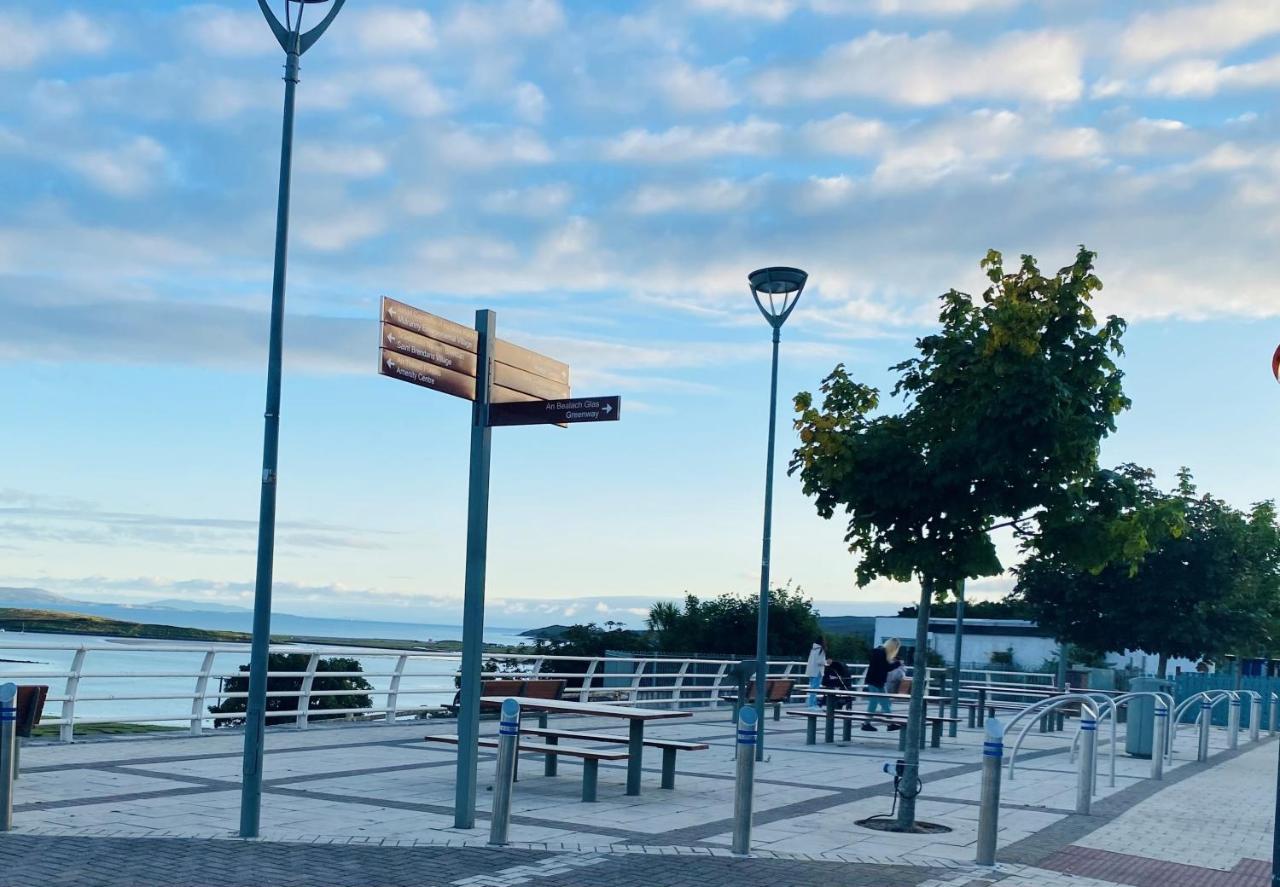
[143,599,251,613]
[0,587,84,607]
[521,624,571,640]
[0,608,248,643]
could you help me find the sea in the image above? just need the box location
[0,619,534,730]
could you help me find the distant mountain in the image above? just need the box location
[0,587,84,607]
[143,599,251,613]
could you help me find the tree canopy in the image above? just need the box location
[647,585,822,657]
[1015,466,1280,674]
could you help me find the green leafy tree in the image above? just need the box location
[646,585,822,657]
[209,653,373,727]
[1016,468,1280,676]
[791,247,1132,830]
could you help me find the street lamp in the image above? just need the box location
[240,0,347,840]
[748,266,807,761]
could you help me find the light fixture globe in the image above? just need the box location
[749,266,808,328]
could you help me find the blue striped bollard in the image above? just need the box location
[0,683,15,831]
[731,707,758,855]
[1198,699,1211,762]
[1076,716,1096,814]
[976,718,1003,866]
[1151,701,1166,780]
[488,698,520,846]
[1229,697,1240,750]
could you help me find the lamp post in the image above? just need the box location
[1271,342,1280,887]
[240,0,346,840]
[748,266,808,761]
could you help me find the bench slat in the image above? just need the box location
[423,734,629,760]
[784,710,960,724]
[520,727,708,751]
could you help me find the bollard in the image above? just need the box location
[1076,716,1095,815]
[1197,699,1211,763]
[488,698,520,846]
[731,707,758,855]
[1151,701,1166,781]
[1250,695,1261,743]
[1229,698,1240,750]
[1272,693,1278,737]
[0,683,15,832]
[975,718,1003,866]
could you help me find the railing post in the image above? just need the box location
[1229,697,1240,750]
[488,698,520,846]
[1198,699,1211,762]
[60,648,87,743]
[1250,694,1261,743]
[976,718,1003,866]
[1076,715,1095,814]
[628,659,646,704]
[296,652,320,730]
[579,659,599,703]
[1271,692,1278,737]
[673,661,690,709]
[731,707,758,856]
[190,651,217,736]
[1151,701,1166,781]
[385,654,409,724]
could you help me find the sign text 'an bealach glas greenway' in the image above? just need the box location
[376,296,621,830]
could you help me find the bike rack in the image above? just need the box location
[1170,689,1237,752]
[1006,694,1102,783]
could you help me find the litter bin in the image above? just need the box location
[1126,677,1172,758]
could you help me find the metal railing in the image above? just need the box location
[0,640,1055,742]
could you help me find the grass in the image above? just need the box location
[29,722,185,738]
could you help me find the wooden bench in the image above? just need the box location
[443,678,566,718]
[722,678,797,721]
[422,733,627,802]
[519,726,708,789]
[786,708,960,749]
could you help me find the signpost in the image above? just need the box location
[378,297,620,829]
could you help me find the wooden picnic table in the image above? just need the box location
[481,696,690,796]
[809,688,950,743]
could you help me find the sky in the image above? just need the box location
[2,0,1279,631]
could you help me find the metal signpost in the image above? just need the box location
[378,297,620,829]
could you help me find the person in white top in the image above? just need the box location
[805,637,827,708]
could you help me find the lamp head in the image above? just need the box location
[749,266,807,329]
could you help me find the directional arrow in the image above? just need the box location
[487,396,621,427]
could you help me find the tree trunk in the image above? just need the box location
[1157,651,1169,679]
[896,575,933,831]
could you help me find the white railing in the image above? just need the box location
[0,640,1055,742]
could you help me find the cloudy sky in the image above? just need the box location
[2,0,1279,629]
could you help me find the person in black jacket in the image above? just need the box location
[822,657,854,709]
[860,638,902,731]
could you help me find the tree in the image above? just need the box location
[791,247,1131,830]
[647,585,822,657]
[1016,467,1280,676]
[209,653,373,727]
[897,598,1034,620]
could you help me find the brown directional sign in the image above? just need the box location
[488,397,621,427]
[380,297,570,395]
[379,350,552,405]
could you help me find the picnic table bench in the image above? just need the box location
[520,726,708,789]
[422,733,626,802]
[720,678,796,721]
[443,678,565,717]
[786,708,960,749]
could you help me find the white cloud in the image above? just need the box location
[688,0,795,20]
[350,8,437,54]
[433,126,554,168]
[754,29,1083,106]
[363,65,450,117]
[0,11,109,70]
[802,174,859,210]
[803,113,891,154]
[443,0,565,43]
[480,183,572,216]
[692,0,1022,19]
[1144,54,1280,98]
[66,137,169,197]
[183,6,274,57]
[297,144,388,179]
[1120,0,1280,64]
[655,61,737,112]
[513,82,547,124]
[625,178,760,214]
[296,209,387,252]
[605,118,782,163]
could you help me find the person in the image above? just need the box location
[804,637,826,708]
[861,638,902,731]
[822,656,854,710]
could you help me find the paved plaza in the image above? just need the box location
[0,710,1273,886]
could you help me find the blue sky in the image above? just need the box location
[2,0,1279,629]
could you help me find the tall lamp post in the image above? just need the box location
[1270,342,1280,887]
[240,0,347,840]
[748,266,808,761]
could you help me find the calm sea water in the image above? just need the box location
[0,623,534,730]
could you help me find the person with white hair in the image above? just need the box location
[860,637,902,732]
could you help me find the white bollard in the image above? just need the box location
[1249,695,1261,743]
[1197,700,1211,762]
[488,698,521,846]
[1272,693,1278,737]
[0,683,15,832]
[976,718,1003,866]
[731,707,758,855]
[1228,698,1240,750]
[1077,716,1096,815]
[1151,701,1166,780]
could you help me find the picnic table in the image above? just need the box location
[481,696,690,796]
[807,687,951,741]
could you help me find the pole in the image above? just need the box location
[488,698,520,846]
[950,579,965,738]
[1057,642,1068,691]
[1272,692,1278,736]
[731,707,758,855]
[976,717,1003,866]
[1077,714,1095,815]
[1198,699,1210,762]
[1229,697,1240,750]
[1151,701,1166,781]
[1252,694,1262,743]
[454,309,496,829]
[240,43,300,840]
[0,683,14,832]
[896,575,933,830]
[754,327,781,761]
